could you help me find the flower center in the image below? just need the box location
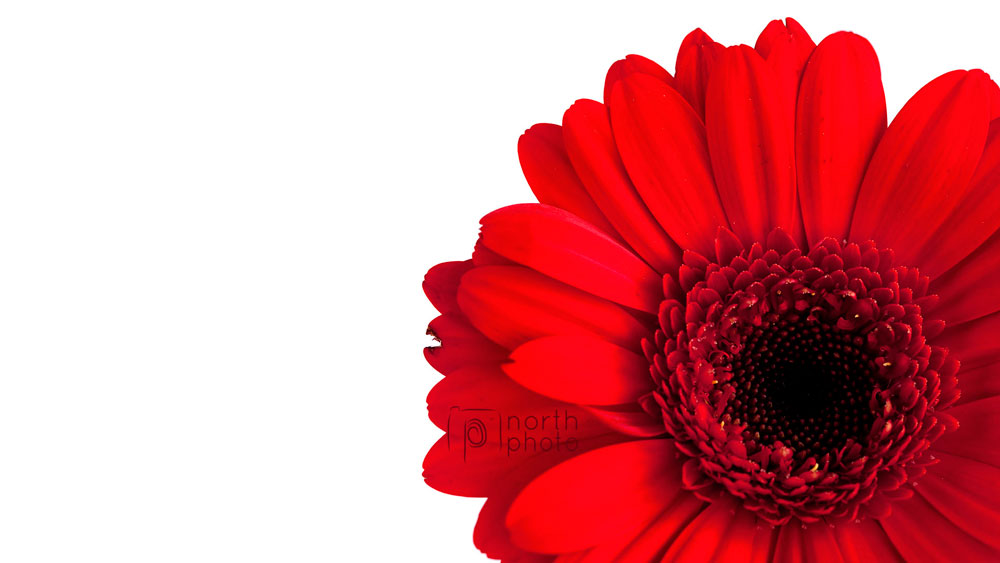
[725,318,877,462]
[646,229,961,525]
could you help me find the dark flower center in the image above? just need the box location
[724,317,877,462]
[646,229,961,525]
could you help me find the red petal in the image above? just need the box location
[475,482,555,562]
[457,265,651,351]
[850,70,992,265]
[424,434,556,500]
[662,498,762,562]
[936,311,1000,371]
[953,363,1000,406]
[424,365,615,495]
[706,45,798,246]
[913,464,1000,550]
[583,404,666,437]
[709,506,771,562]
[930,395,1000,467]
[755,17,814,58]
[879,488,998,562]
[674,28,725,119]
[518,123,621,240]
[470,435,627,562]
[747,522,779,563]
[505,439,681,553]
[423,260,474,315]
[926,451,1000,510]
[715,226,745,265]
[574,493,706,562]
[563,99,682,274]
[479,204,662,313]
[471,238,516,267]
[470,437,633,562]
[603,54,674,104]
[931,227,1000,325]
[609,73,727,256]
[504,335,652,405]
[991,79,1000,119]
[922,119,1000,279]
[755,18,815,126]
[832,520,903,562]
[425,313,507,375]
[426,365,550,432]
[773,524,806,563]
[801,524,847,563]
[797,32,886,247]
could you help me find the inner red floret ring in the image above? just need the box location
[647,227,960,525]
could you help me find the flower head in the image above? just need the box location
[423,18,1000,561]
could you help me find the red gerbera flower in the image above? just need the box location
[422,18,1000,561]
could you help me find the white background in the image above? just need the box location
[0,1,996,561]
